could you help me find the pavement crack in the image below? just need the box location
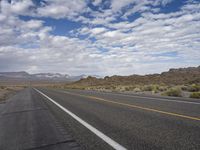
[24,139,77,150]
[0,101,6,104]
[2,108,46,116]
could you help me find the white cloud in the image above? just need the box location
[0,0,87,19]
[90,27,108,35]
[79,27,108,35]
[0,0,199,75]
[22,20,44,29]
[0,0,34,16]
[9,0,34,14]
[111,0,134,12]
[36,0,87,19]
[92,0,102,6]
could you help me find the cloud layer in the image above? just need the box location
[0,0,200,75]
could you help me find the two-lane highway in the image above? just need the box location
[35,88,200,150]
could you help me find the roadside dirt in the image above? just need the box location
[0,86,25,102]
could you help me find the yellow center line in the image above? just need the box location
[64,91,200,121]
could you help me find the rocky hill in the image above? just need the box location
[72,66,200,86]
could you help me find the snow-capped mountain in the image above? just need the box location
[0,71,99,82]
[0,71,30,78]
[33,73,70,79]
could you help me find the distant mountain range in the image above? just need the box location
[1,66,199,85]
[0,71,100,83]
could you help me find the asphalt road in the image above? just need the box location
[0,88,80,150]
[0,88,200,150]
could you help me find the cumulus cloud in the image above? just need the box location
[111,0,134,12]
[36,0,87,19]
[0,0,199,75]
[0,0,34,15]
[92,0,102,6]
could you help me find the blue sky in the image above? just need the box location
[0,0,200,76]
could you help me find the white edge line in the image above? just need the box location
[34,88,127,150]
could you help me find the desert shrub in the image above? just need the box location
[69,86,86,90]
[143,85,153,91]
[53,85,58,88]
[125,87,130,91]
[151,85,159,93]
[190,84,200,92]
[158,86,168,92]
[181,85,188,91]
[143,85,159,93]
[162,88,182,97]
[133,87,141,92]
[0,86,5,89]
[124,86,136,91]
[183,84,200,92]
[190,92,200,99]
[114,86,122,91]
[112,86,117,90]
[105,86,111,90]
[80,87,86,90]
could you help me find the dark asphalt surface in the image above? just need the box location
[0,88,200,150]
[0,88,80,150]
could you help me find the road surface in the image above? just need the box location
[0,88,200,150]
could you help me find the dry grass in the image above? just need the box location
[190,92,200,99]
[181,84,200,92]
[162,87,182,97]
[0,86,25,102]
[49,83,200,99]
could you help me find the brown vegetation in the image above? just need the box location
[0,86,25,102]
[162,87,182,97]
[62,66,200,99]
[190,92,200,99]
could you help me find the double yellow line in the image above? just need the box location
[64,91,200,121]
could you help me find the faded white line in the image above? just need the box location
[35,88,127,150]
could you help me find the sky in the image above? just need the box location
[0,0,200,76]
